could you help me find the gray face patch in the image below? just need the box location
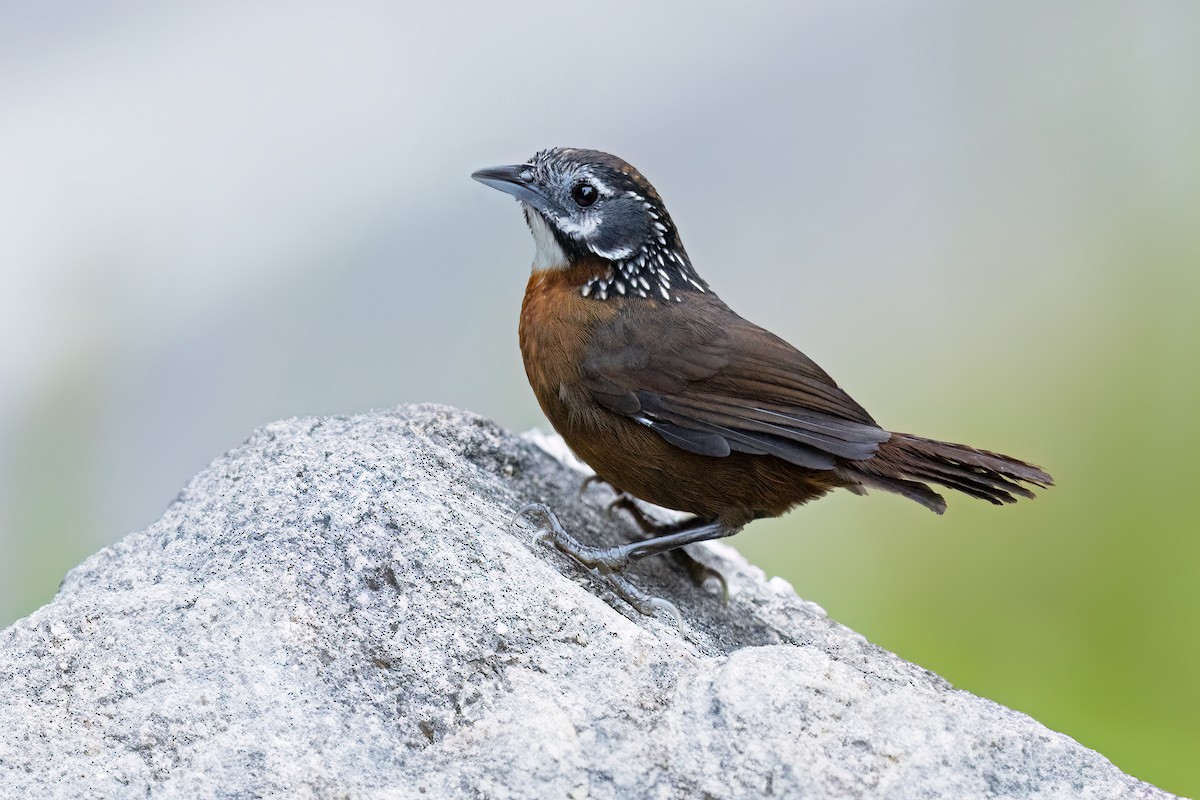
[519,148,710,302]
[586,195,652,261]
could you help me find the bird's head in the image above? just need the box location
[473,148,708,300]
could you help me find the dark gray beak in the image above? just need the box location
[471,164,553,214]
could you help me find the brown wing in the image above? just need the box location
[582,293,889,470]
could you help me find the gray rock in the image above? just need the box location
[0,404,1176,799]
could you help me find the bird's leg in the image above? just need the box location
[512,503,738,619]
[579,479,728,599]
[603,496,730,602]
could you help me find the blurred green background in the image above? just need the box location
[1,1,1196,795]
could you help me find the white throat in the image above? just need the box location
[523,203,569,270]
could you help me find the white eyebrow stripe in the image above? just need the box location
[576,169,615,197]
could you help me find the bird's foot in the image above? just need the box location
[683,557,729,605]
[602,497,729,604]
[511,502,683,626]
[603,493,656,529]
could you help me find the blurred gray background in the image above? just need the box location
[1,1,1197,794]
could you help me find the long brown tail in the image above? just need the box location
[843,432,1053,514]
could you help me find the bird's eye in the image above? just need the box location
[571,182,598,207]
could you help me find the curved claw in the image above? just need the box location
[675,554,729,603]
[647,596,685,630]
[603,496,627,519]
[602,570,684,629]
[512,502,571,551]
[511,502,549,529]
[577,475,605,500]
[712,570,730,606]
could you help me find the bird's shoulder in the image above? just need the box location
[580,289,887,465]
[585,290,876,423]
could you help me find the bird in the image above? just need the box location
[472,147,1052,617]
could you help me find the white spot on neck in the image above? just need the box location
[555,214,601,239]
[523,203,568,270]
[589,243,634,260]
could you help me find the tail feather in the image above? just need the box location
[844,432,1053,514]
